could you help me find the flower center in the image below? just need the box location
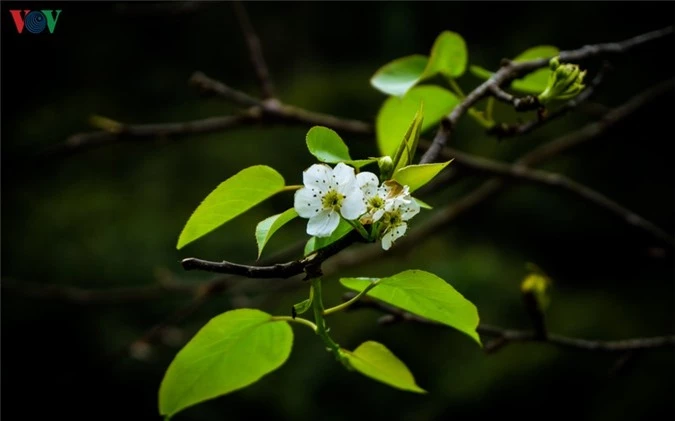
[367,196,384,212]
[321,189,344,210]
[382,209,401,226]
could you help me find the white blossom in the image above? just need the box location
[379,187,420,250]
[294,163,366,237]
[356,172,389,224]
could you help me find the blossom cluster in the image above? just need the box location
[294,163,420,250]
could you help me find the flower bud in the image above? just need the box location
[537,57,587,105]
[378,156,394,181]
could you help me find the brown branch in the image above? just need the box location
[488,64,608,138]
[232,0,276,99]
[344,293,675,353]
[189,71,373,134]
[487,85,541,111]
[181,230,367,278]
[37,114,254,160]
[518,79,675,166]
[190,71,262,108]
[419,26,673,164]
[442,146,675,246]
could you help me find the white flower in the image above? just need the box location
[356,172,388,223]
[294,163,366,237]
[379,189,420,250]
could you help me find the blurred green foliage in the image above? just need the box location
[2,2,673,420]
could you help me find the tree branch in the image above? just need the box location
[37,114,255,160]
[419,26,673,164]
[488,64,608,138]
[343,293,675,353]
[189,71,373,134]
[232,0,276,99]
[181,230,366,278]
[443,146,675,246]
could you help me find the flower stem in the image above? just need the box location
[323,280,380,316]
[467,108,495,129]
[346,219,370,240]
[310,277,343,361]
[270,315,318,332]
[282,185,303,192]
[448,78,466,99]
[485,96,495,121]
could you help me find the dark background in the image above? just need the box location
[2,2,674,420]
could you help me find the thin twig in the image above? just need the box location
[232,0,276,99]
[487,85,541,111]
[419,26,674,164]
[181,231,366,278]
[37,114,254,160]
[488,64,609,138]
[190,71,373,134]
[518,79,675,166]
[344,293,675,353]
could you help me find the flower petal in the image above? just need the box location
[303,164,332,189]
[340,189,366,220]
[332,162,357,188]
[400,200,420,220]
[381,222,407,250]
[307,209,340,237]
[294,188,323,218]
[356,172,380,198]
[372,208,385,222]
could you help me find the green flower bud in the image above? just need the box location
[537,57,587,105]
[378,155,394,181]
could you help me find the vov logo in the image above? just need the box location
[9,10,62,34]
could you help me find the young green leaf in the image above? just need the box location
[255,208,298,258]
[390,103,424,174]
[177,166,286,250]
[512,46,560,94]
[306,126,352,163]
[392,160,453,193]
[305,126,376,168]
[376,86,459,158]
[469,45,560,94]
[414,197,433,210]
[304,219,354,256]
[422,31,468,79]
[370,55,429,97]
[340,270,481,345]
[342,341,426,393]
[158,309,293,419]
[292,297,313,318]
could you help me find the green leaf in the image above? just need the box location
[422,31,468,79]
[376,86,459,157]
[370,55,429,97]
[158,309,293,418]
[305,126,376,169]
[392,161,453,193]
[306,126,352,163]
[343,341,426,393]
[177,166,285,250]
[513,45,559,61]
[292,297,313,318]
[390,103,424,174]
[340,270,481,345]
[512,46,560,94]
[255,208,298,258]
[304,219,353,256]
[414,197,433,210]
[468,45,560,94]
